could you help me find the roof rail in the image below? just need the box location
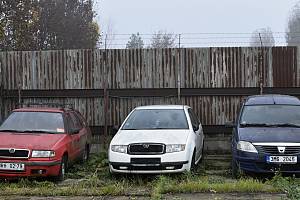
[18,102,74,110]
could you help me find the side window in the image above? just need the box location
[191,110,200,125]
[70,112,83,130]
[188,109,200,127]
[75,111,87,127]
[65,113,75,132]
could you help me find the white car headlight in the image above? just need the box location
[111,145,128,154]
[237,141,258,153]
[31,150,56,158]
[166,144,186,153]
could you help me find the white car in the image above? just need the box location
[108,105,204,174]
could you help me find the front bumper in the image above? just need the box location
[109,150,190,174]
[0,160,61,178]
[234,151,300,173]
[110,161,189,174]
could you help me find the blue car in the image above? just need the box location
[231,94,300,177]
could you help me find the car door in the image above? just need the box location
[64,112,79,161]
[69,111,87,158]
[188,109,203,160]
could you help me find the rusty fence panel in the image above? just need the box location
[0,47,299,136]
[272,47,298,87]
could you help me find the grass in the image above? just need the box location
[0,153,297,199]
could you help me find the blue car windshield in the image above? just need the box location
[0,112,65,134]
[122,109,189,130]
[240,105,300,126]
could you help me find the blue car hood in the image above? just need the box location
[238,127,300,143]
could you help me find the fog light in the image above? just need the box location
[119,166,128,170]
[166,166,175,170]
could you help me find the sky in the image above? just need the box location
[94,0,300,48]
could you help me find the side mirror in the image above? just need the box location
[193,125,199,132]
[225,121,236,128]
[112,125,120,136]
[70,128,80,134]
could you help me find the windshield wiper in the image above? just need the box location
[19,130,57,134]
[0,129,23,133]
[270,123,300,128]
[240,123,273,127]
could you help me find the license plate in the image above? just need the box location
[0,163,25,171]
[266,156,297,164]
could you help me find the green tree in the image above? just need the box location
[126,32,144,49]
[286,3,300,46]
[0,0,39,51]
[0,0,100,51]
[37,0,99,50]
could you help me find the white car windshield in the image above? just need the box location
[122,109,189,130]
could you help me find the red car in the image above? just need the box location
[0,104,92,181]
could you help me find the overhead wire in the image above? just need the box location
[97,32,300,48]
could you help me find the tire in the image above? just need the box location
[199,140,204,163]
[231,158,239,178]
[54,155,68,182]
[190,150,196,171]
[80,145,90,163]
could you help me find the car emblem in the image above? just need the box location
[142,144,150,149]
[278,146,285,154]
[8,148,15,154]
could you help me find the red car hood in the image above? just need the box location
[0,132,66,150]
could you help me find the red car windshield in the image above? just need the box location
[0,111,65,134]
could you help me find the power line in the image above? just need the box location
[101,31,300,37]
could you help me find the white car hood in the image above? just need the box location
[111,129,190,145]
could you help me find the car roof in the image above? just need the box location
[13,107,66,113]
[135,105,189,110]
[245,94,300,106]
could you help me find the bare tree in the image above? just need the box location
[99,19,116,49]
[126,32,144,49]
[150,31,177,48]
[249,27,275,47]
[286,3,300,46]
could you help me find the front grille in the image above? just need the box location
[128,143,165,155]
[255,146,300,155]
[131,158,161,165]
[112,165,183,171]
[0,149,29,159]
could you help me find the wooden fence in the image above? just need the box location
[0,47,299,136]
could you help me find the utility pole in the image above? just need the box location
[177,34,181,102]
[259,33,263,95]
[103,34,109,148]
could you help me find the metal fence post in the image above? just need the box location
[103,34,109,149]
[0,85,3,123]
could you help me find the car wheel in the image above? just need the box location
[199,140,204,162]
[190,150,196,171]
[80,145,90,163]
[54,155,68,182]
[231,158,239,178]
